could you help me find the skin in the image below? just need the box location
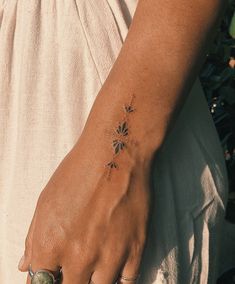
[18,0,228,283]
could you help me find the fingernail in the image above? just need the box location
[18,255,25,270]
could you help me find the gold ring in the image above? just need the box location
[119,274,140,282]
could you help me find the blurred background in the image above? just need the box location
[199,1,235,282]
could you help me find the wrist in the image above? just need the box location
[75,120,156,180]
[75,90,163,175]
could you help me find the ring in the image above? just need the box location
[28,264,62,284]
[119,274,140,282]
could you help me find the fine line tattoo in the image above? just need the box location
[105,93,136,180]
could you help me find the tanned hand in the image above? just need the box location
[18,94,151,283]
[18,0,228,282]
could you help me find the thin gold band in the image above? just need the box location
[119,274,140,282]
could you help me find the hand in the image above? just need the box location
[18,136,151,284]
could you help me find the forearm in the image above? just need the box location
[75,0,228,171]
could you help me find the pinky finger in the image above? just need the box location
[116,251,142,284]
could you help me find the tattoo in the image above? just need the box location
[106,161,118,169]
[105,93,136,180]
[112,139,126,154]
[116,121,128,136]
[124,105,135,113]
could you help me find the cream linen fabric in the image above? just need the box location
[0,0,229,283]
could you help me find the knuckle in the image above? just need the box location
[36,235,57,254]
[82,253,98,269]
[136,228,147,248]
[70,242,98,268]
[130,236,146,259]
[31,231,60,259]
[80,247,98,265]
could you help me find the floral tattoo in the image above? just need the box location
[105,93,136,180]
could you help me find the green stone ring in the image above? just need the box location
[28,264,61,284]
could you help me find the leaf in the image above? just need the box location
[229,11,235,38]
